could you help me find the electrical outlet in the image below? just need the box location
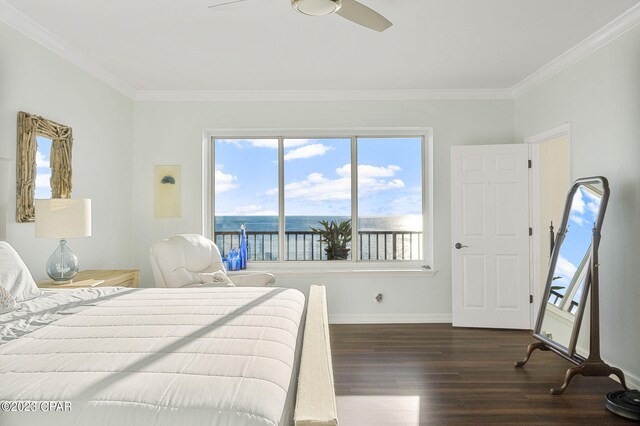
[375,293,383,303]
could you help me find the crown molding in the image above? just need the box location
[0,0,136,99]
[133,88,513,102]
[511,2,640,98]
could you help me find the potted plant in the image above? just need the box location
[309,219,352,260]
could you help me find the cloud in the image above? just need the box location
[35,173,51,189]
[569,214,586,226]
[215,169,238,193]
[268,173,350,201]
[216,138,310,149]
[388,196,422,215]
[554,254,577,286]
[217,139,277,149]
[336,164,401,179]
[284,143,334,161]
[248,139,278,149]
[583,190,601,216]
[269,163,405,202]
[283,139,312,148]
[218,204,277,216]
[344,164,405,195]
[36,151,49,168]
[570,189,585,214]
[570,188,601,226]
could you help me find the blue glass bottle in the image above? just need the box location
[240,224,247,270]
[228,248,239,271]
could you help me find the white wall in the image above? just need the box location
[515,25,640,386]
[0,22,134,278]
[132,99,515,321]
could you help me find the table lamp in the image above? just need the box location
[35,198,92,282]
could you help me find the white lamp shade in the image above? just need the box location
[35,198,92,239]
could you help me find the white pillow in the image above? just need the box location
[199,270,235,287]
[0,285,16,314]
[0,241,42,302]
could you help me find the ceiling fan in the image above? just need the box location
[208,0,392,32]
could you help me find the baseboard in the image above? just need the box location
[329,313,452,324]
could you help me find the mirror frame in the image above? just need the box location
[533,176,609,358]
[16,111,73,222]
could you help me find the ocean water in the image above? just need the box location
[214,215,423,261]
[214,215,422,233]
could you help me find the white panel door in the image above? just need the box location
[451,144,530,329]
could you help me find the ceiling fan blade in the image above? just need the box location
[335,0,392,32]
[208,0,258,10]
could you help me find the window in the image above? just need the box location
[284,138,351,261]
[209,130,430,266]
[357,138,423,261]
[213,138,279,260]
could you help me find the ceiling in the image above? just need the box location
[3,0,639,94]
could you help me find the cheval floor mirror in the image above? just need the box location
[515,176,628,395]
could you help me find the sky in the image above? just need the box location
[35,136,52,199]
[214,137,423,220]
[551,185,602,308]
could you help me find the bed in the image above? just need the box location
[0,251,337,426]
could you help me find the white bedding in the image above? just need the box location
[0,287,130,343]
[0,287,305,426]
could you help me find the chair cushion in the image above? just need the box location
[199,271,235,287]
[149,234,226,288]
[177,235,222,272]
[0,241,41,302]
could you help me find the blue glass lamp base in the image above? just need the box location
[46,239,79,281]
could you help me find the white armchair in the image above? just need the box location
[149,234,275,288]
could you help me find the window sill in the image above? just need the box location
[228,262,437,278]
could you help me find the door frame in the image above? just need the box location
[525,123,572,327]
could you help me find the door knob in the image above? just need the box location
[454,243,468,249]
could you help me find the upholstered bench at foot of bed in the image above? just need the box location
[294,285,338,426]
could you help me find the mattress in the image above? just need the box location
[0,287,305,426]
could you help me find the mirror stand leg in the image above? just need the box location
[514,341,548,367]
[551,363,586,394]
[550,361,629,395]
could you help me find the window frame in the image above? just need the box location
[203,127,434,273]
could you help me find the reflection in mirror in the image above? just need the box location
[537,182,603,354]
[16,111,73,222]
[35,136,53,199]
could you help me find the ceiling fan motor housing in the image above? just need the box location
[291,0,342,16]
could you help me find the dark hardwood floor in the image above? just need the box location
[330,324,633,425]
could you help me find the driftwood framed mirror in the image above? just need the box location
[16,112,73,222]
[516,176,627,394]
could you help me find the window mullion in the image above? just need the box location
[422,133,431,266]
[278,137,285,262]
[208,136,215,239]
[351,136,358,262]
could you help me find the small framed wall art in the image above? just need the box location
[154,165,181,218]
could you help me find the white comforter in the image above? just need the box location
[0,287,305,426]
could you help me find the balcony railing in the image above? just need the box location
[215,230,422,261]
[548,288,579,314]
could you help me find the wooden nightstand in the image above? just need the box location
[36,269,139,289]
